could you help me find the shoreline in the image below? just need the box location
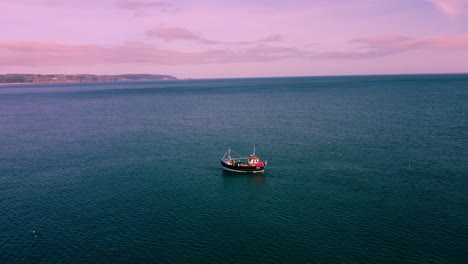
[1,72,467,85]
[0,74,178,85]
[0,79,178,86]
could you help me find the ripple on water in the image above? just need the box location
[1,76,467,263]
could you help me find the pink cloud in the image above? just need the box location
[0,41,300,67]
[315,34,468,59]
[354,34,468,51]
[1,34,466,68]
[425,0,468,16]
[414,34,468,48]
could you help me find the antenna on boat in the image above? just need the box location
[253,144,256,157]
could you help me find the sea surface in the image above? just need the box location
[0,75,467,263]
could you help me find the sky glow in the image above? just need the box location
[1,0,467,78]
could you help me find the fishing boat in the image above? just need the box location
[221,147,267,173]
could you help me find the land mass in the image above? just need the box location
[0,74,178,84]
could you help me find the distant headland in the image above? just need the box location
[0,74,178,84]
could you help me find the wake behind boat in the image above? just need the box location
[221,147,267,173]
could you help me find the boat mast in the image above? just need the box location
[253,144,256,157]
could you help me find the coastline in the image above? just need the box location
[0,79,177,86]
[0,74,178,85]
[0,82,25,85]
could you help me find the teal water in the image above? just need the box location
[0,75,467,263]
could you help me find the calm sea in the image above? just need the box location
[0,75,467,263]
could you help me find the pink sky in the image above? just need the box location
[1,0,467,78]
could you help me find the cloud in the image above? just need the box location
[354,34,468,51]
[425,0,468,17]
[313,34,468,59]
[0,41,301,67]
[145,27,282,45]
[115,0,170,10]
[115,0,171,16]
[258,35,282,43]
[1,34,465,68]
[145,27,220,44]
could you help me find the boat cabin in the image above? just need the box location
[247,156,259,166]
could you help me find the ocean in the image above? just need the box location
[0,75,467,263]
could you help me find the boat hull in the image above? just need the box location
[221,161,264,173]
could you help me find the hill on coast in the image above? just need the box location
[0,74,178,84]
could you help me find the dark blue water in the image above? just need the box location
[1,75,467,263]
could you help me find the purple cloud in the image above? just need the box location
[145,27,220,44]
[258,35,282,43]
[115,0,172,16]
[115,0,170,10]
[145,27,282,45]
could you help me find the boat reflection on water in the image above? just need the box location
[222,170,265,187]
